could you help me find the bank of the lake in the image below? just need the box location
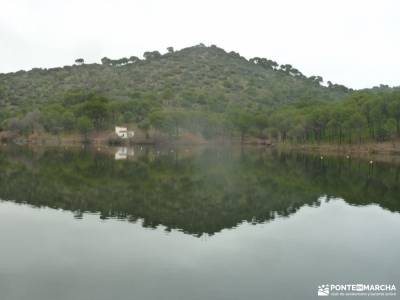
[3,129,400,165]
[277,140,400,164]
[0,129,271,147]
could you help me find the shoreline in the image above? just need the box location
[276,142,400,164]
[2,131,400,163]
[277,141,400,155]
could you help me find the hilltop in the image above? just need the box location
[0,44,349,113]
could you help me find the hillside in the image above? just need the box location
[0,44,349,115]
[2,44,399,146]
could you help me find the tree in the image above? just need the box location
[309,76,323,85]
[270,110,294,143]
[306,106,330,142]
[149,110,185,138]
[7,111,42,136]
[62,111,75,131]
[343,113,366,144]
[228,109,254,144]
[359,95,375,138]
[119,57,129,65]
[167,47,174,53]
[79,96,110,130]
[253,114,269,137]
[250,57,279,70]
[7,118,27,135]
[129,56,140,63]
[75,58,84,65]
[384,119,397,141]
[280,64,293,73]
[77,116,93,141]
[138,119,151,139]
[326,106,351,144]
[388,92,400,136]
[101,57,111,65]
[371,101,387,141]
[143,51,162,60]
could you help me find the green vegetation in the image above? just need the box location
[267,90,400,144]
[0,44,399,144]
[0,147,399,236]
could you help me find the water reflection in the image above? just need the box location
[114,147,135,160]
[0,146,399,236]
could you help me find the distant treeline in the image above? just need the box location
[2,88,400,145]
[265,90,400,144]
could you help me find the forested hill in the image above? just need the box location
[0,44,349,114]
[4,44,400,146]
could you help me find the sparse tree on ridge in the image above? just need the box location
[129,56,140,63]
[101,57,111,65]
[143,51,162,60]
[75,58,84,65]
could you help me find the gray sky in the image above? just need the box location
[1,0,399,89]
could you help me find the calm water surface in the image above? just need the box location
[0,146,399,300]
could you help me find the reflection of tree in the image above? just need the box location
[0,147,399,237]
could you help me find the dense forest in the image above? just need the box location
[0,44,399,144]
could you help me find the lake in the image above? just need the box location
[0,146,399,300]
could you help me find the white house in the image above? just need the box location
[115,126,134,139]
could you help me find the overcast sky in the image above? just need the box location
[1,0,399,89]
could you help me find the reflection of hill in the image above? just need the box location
[0,147,399,236]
